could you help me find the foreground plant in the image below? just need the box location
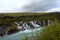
[40,22,60,40]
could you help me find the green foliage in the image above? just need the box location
[23,35,29,40]
[23,22,60,40]
[0,16,55,27]
[40,22,60,40]
[9,23,17,31]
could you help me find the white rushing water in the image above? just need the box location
[0,20,53,40]
[0,27,42,40]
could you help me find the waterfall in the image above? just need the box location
[48,20,51,25]
[34,21,40,27]
[6,32,8,36]
[15,22,23,30]
[36,21,41,26]
[50,20,53,25]
[14,20,53,31]
[15,22,19,25]
[0,21,54,40]
[43,20,45,26]
[24,27,27,30]
[29,21,40,28]
[25,24,31,30]
[29,21,36,27]
[22,22,31,30]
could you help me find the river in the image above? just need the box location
[0,27,42,40]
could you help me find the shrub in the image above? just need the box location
[40,22,60,40]
[23,35,28,40]
[23,22,60,40]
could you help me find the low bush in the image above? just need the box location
[23,22,60,40]
[40,22,60,40]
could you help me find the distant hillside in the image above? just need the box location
[0,12,46,17]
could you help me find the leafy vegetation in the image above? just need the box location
[23,35,29,40]
[23,22,60,40]
[40,22,60,40]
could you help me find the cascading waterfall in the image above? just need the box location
[48,20,51,25]
[14,20,53,31]
[15,22,23,30]
[29,21,40,28]
[48,20,53,25]
[34,21,40,27]
[6,32,8,36]
[0,20,53,40]
[22,22,29,30]
[25,24,31,30]
[43,20,45,26]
